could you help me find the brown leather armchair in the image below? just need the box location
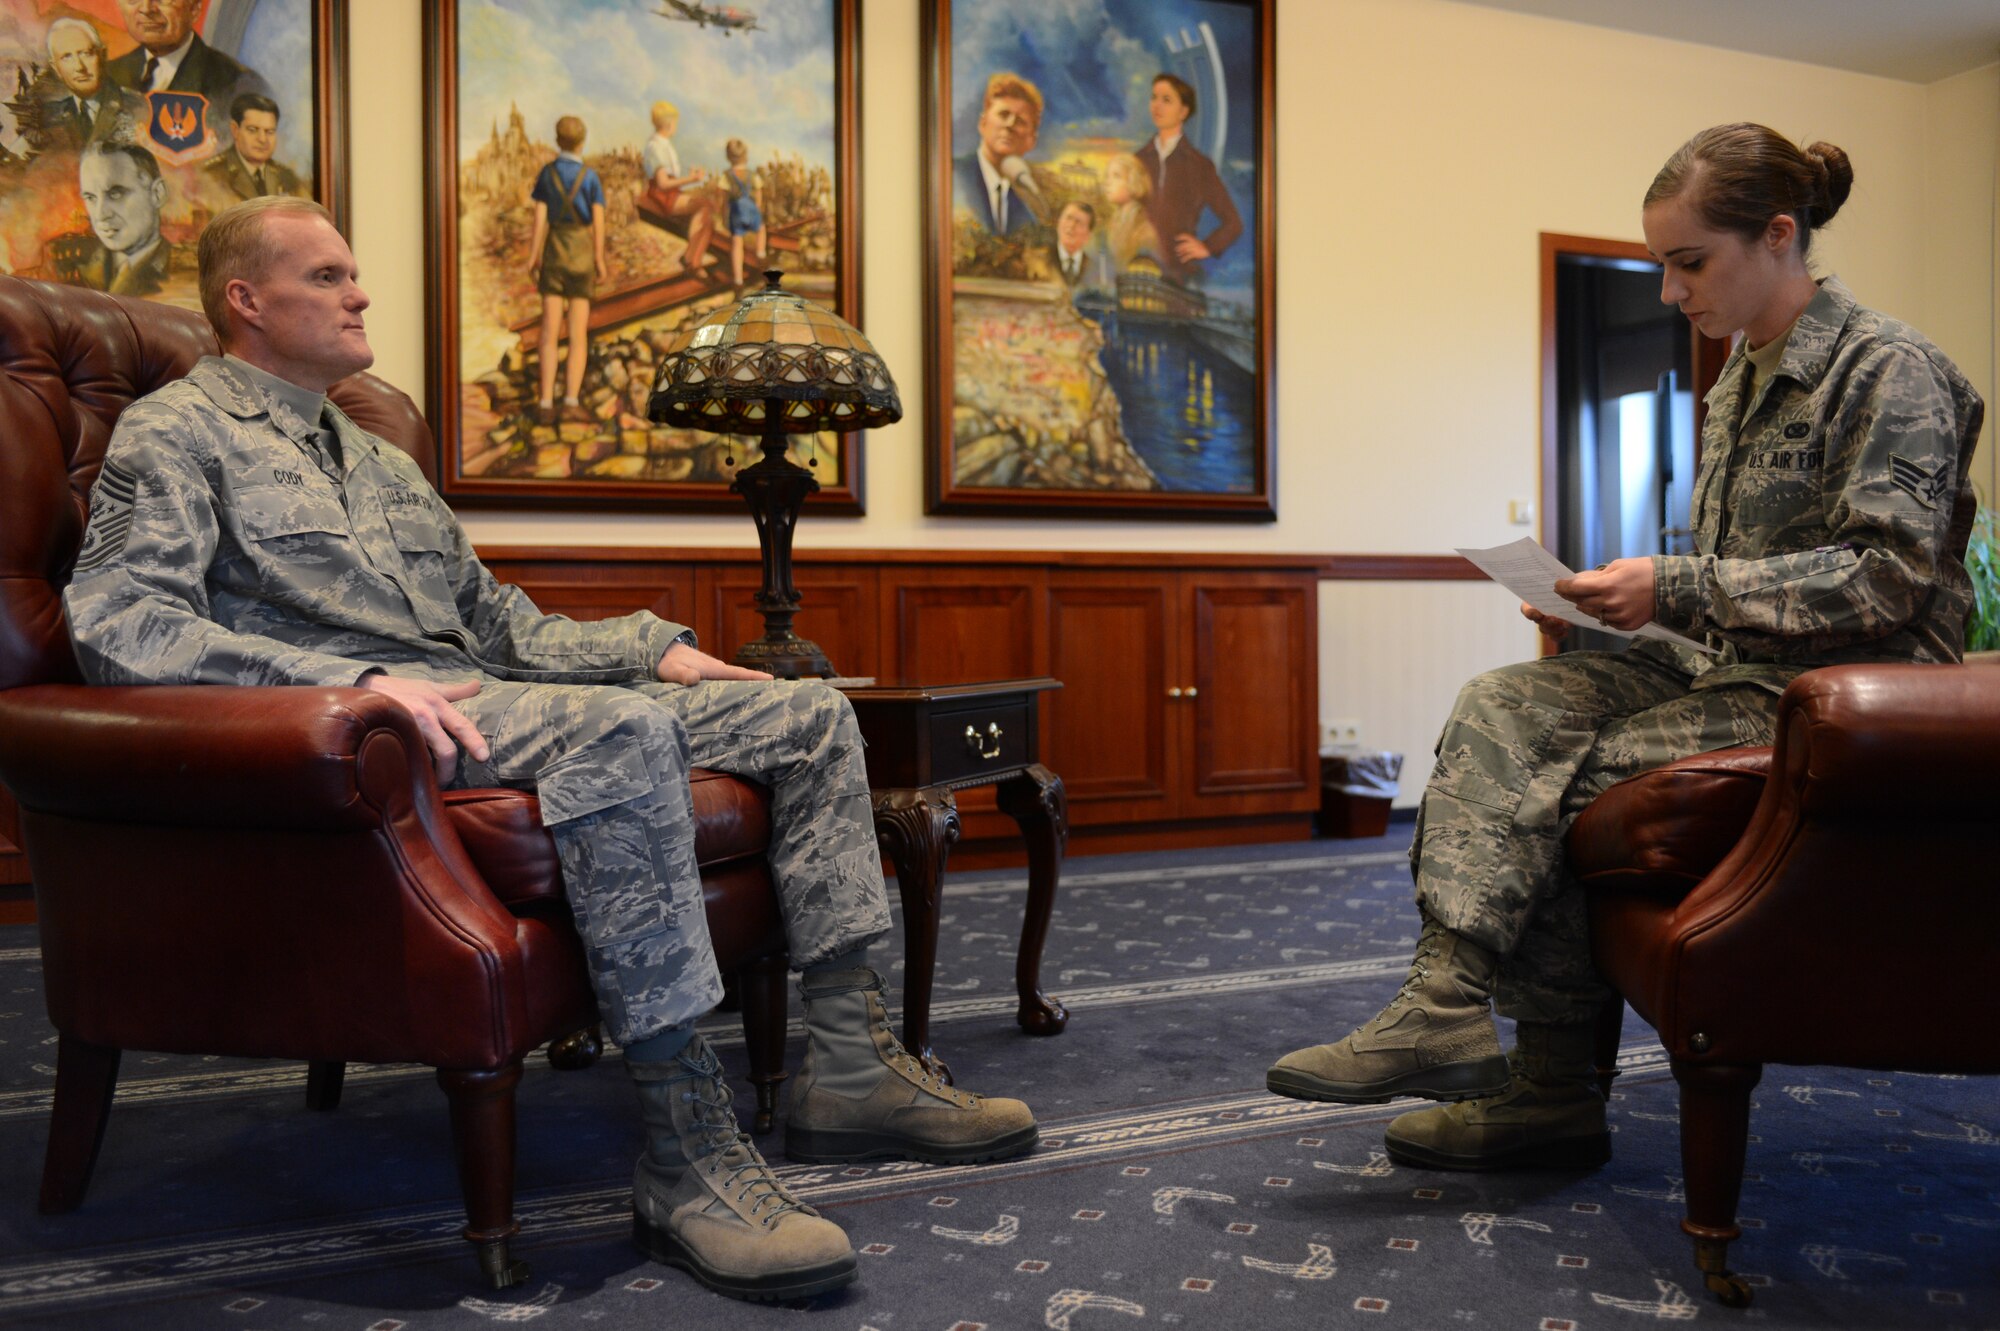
[1569,661,2000,1306]
[0,276,791,1289]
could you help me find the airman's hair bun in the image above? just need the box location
[1802,141,1853,225]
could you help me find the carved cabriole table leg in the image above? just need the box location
[994,763,1070,1036]
[873,785,961,1082]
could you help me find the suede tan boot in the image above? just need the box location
[1267,912,1508,1104]
[785,967,1039,1165]
[1382,1021,1611,1171]
[630,1036,857,1302]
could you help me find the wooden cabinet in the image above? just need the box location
[477,545,1322,853]
[1047,569,1318,830]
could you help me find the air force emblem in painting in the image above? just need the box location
[146,91,210,163]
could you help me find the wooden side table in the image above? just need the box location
[843,678,1068,1076]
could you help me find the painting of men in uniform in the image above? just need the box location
[201,93,308,203]
[937,0,1268,512]
[439,0,850,501]
[40,19,147,152]
[74,139,170,295]
[0,1,322,313]
[108,0,271,155]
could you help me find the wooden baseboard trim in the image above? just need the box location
[925,814,1315,873]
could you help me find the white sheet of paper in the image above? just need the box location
[1454,538,1716,654]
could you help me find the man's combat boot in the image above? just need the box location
[1266,911,1509,1103]
[785,967,1039,1164]
[629,1035,857,1302]
[1382,1021,1610,1170]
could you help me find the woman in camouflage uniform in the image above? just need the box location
[1268,124,1984,1173]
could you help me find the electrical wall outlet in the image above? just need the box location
[1508,499,1535,526]
[1324,718,1361,746]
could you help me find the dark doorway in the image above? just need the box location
[1538,234,1731,654]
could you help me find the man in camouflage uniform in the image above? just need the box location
[1269,271,1982,1171]
[64,197,1036,1303]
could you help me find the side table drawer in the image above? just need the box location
[927,702,1032,785]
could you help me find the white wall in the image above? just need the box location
[343,0,2000,801]
[1923,60,2000,505]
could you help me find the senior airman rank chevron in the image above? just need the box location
[1889,453,1951,509]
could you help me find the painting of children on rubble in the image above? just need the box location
[0,0,337,312]
[425,0,859,509]
[923,0,1273,518]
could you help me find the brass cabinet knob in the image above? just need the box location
[1167,687,1184,698]
[1184,686,1198,698]
[963,722,1003,759]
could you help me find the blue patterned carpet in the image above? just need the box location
[1,831,1994,1329]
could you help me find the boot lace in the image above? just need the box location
[1378,928,1445,1017]
[671,1047,812,1227]
[806,970,980,1106]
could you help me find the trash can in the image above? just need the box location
[1319,747,1403,838]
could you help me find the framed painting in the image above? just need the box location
[0,0,349,310]
[423,0,864,512]
[923,0,1274,519]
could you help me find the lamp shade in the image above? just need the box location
[646,271,901,434]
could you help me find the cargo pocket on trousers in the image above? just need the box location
[537,732,682,948]
[1430,706,1563,815]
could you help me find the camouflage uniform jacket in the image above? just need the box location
[65,357,687,688]
[1651,276,1985,690]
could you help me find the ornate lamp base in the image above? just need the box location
[731,432,836,680]
[733,633,834,680]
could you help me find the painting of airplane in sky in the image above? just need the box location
[656,0,761,34]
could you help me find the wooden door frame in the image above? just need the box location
[1537,232,1732,556]
[1537,233,1731,655]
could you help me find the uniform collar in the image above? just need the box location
[223,353,327,429]
[191,355,376,469]
[1773,275,1857,391]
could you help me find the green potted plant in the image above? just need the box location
[1968,503,1999,657]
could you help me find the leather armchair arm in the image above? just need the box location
[0,684,427,830]
[1752,663,2000,820]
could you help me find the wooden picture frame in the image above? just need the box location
[423,0,865,513]
[0,0,350,309]
[922,0,1275,519]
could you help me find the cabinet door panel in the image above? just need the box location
[699,565,880,678]
[880,570,1045,686]
[1047,577,1174,825]
[1187,578,1317,813]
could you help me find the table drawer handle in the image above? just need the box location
[964,722,1004,759]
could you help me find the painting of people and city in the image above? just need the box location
[925,0,1272,518]
[0,0,332,311]
[429,0,859,510]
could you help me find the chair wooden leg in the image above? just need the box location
[738,952,791,1134]
[1671,1057,1763,1308]
[305,1061,345,1111]
[1592,1000,1626,1099]
[40,1035,121,1214]
[437,1063,530,1290]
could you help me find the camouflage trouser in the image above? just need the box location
[453,678,892,1044]
[1410,648,1779,1025]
